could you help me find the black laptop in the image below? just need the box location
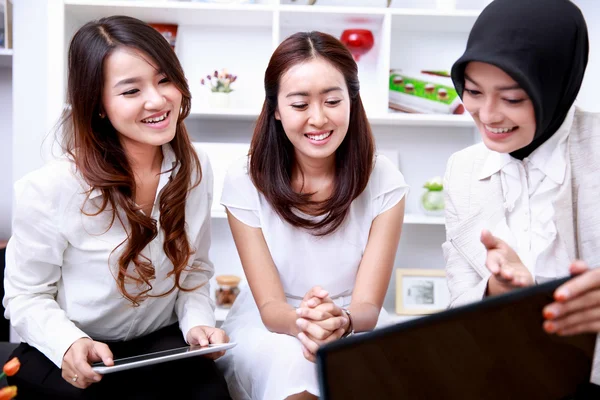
[316,277,597,400]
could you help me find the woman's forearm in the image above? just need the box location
[259,301,300,336]
[347,302,381,333]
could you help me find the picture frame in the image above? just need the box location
[395,268,450,315]
[0,0,12,50]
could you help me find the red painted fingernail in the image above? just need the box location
[556,288,570,301]
[544,321,557,333]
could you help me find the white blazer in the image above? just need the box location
[442,107,600,382]
[443,108,600,306]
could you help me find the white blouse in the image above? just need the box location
[3,144,216,368]
[477,107,575,280]
[220,154,409,301]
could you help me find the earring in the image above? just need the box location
[98,112,105,118]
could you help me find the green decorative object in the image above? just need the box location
[389,70,464,114]
[420,176,445,216]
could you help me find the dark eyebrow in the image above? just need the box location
[285,86,343,98]
[464,73,521,91]
[114,77,140,88]
[114,70,165,88]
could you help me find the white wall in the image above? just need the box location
[0,0,62,240]
[0,67,11,240]
[12,0,50,185]
[8,0,59,343]
[575,0,600,112]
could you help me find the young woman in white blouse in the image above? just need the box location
[3,16,231,399]
[216,31,408,400]
[443,0,600,389]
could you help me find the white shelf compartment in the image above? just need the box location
[390,8,479,32]
[0,48,12,68]
[276,5,478,33]
[212,207,444,225]
[278,7,388,115]
[177,26,272,111]
[64,1,274,112]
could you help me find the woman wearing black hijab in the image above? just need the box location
[443,0,600,384]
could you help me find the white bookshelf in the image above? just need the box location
[43,0,492,322]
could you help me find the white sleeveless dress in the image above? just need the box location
[216,154,408,400]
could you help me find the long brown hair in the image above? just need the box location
[60,15,202,305]
[250,31,375,236]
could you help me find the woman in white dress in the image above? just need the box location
[217,31,408,400]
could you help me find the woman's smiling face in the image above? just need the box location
[275,57,351,164]
[462,61,536,154]
[101,46,183,153]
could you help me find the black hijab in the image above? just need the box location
[451,0,589,160]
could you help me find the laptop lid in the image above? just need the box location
[316,277,596,400]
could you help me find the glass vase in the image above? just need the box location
[420,190,445,216]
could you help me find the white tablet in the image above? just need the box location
[91,342,237,374]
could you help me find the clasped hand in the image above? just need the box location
[295,286,349,363]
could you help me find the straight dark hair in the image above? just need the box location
[249,31,375,236]
[60,15,202,306]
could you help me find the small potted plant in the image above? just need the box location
[201,68,237,108]
[420,176,445,216]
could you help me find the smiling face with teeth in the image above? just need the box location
[462,62,536,154]
[101,47,182,153]
[274,57,350,166]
